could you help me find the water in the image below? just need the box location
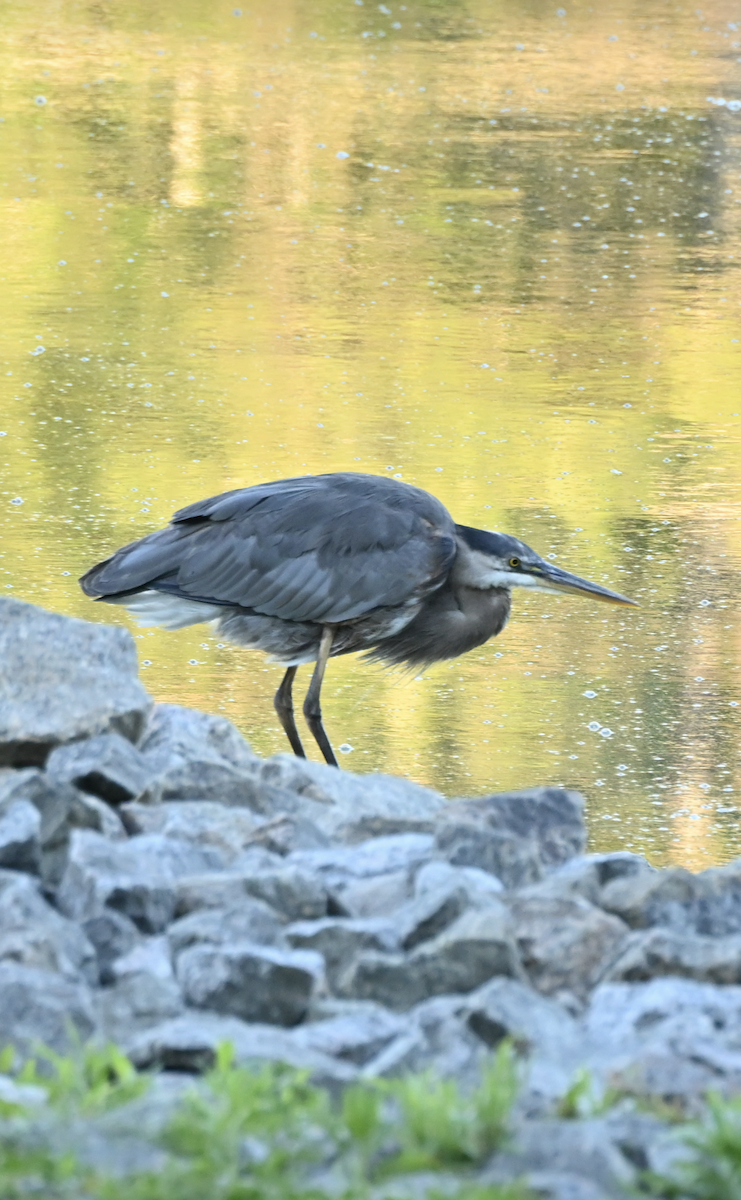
[2,0,741,869]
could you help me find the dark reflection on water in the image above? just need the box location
[2,0,741,868]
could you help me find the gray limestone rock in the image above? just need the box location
[465,977,581,1058]
[237,813,331,856]
[483,1118,636,1199]
[83,910,141,984]
[46,733,152,806]
[136,758,273,810]
[0,963,97,1057]
[176,941,324,1025]
[251,754,446,841]
[413,859,504,900]
[289,834,434,917]
[95,972,184,1042]
[125,1012,357,1083]
[599,868,700,930]
[692,859,741,935]
[601,927,741,985]
[292,1004,407,1066]
[57,830,224,932]
[520,1173,611,1200]
[508,895,629,1000]
[522,853,654,907]
[343,903,524,1010]
[167,900,286,956]
[435,787,586,890]
[363,993,488,1086]
[0,869,97,983]
[120,800,265,862]
[0,598,151,767]
[286,916,399,990]
[395,884,472,951]
[138,703,258,775]
[0,798,41,873]
[110,935,174,982]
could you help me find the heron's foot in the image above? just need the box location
[274,666,307,758]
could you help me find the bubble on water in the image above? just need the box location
[188,659,198,665]
[34,95,47,106]
[599,728,613,738]
[699,599,711,607]
[481,363,490,369]
[339,743,354,754]
[161,291,169,298]
[695,676,704,682]
[583,690,597,698]
[336,150,350,159]
[58,260,66,266]
[730,701,739,707]
[588,721,601,732]
[30,346,45,356]
[615,82,625,91]
[10,498,23,505]
[61,571,70,576]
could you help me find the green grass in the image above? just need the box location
[0,1039,530,1200]
[644,1091,741,1200]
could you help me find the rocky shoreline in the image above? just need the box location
[1,596,741,1196]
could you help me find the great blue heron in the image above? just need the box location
[80,472,636,766]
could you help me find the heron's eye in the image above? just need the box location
[509,556,521,569]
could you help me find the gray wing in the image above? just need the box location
[80,473,457,624]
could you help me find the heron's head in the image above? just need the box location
[456,525,638,607]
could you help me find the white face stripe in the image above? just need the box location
[483,568,560,594]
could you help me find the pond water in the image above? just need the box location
[2,0,741,868]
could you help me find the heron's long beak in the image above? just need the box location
[531,563,638,606]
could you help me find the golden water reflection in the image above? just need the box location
[2,0,741,867]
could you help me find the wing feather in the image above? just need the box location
[81,473,457,624]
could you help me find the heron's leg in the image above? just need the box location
[303,627,338,768]
[274,666,307,758]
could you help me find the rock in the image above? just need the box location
[120,801,265,862]
[126,1012,356,1084]
[435,787,586,890]
[584,977,741,1110]
[252,754,446,841]
[395,884,472,951]
[483,1118,636,1199]
[238,814,331,856]
[0,869,97,983]
[414,859,504,900]
[46,733,152,806]
[289,834,434,917]
[83,911,141,984]
[110,936,174,982]
[0,963,97,1057]
[57,830,224,932]
[522,853,654,907]
[167,901,286,956]
[508,895,629,1000]
[465,977,581,1058]
[363,994,487,1086]
[0,1074,48,1109]
[138,703,258,774]
[0,598,151,767]
[136,758,272,810]
[518,1172,611,1200]
[95,972,184,1041]
[286,917,399,990]
[601,927,741,985]
[176,941,324,1026]
[599,868,700,930]
[693,859,741,935]
[343,903,524,1010]
[0,798,40,873]
[292,1004,407,1065]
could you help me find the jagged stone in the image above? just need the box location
[413,859,504,900]
[120,800,265,862]
[167,901,286,956]
[176,941,324,1025]
[286,916,398,989]
[343,904,524,1010]
[0,798,41,873]
[95,972,184,1041]
[83,910,141,984]
[138,703,258,774]
[289,834,434,917]
[57,830,224,932]
[292,1004,407,1065]
[0,869,97,983]
[599,868,701,930]
[46,733,153,806]
[136,758,274,810]
[465,977,581,1056]
[508,895,629,1000]
[522,853,654,907]
[238,814,331,856]
[110,936,174,982]
[0,598,151,767]
[601,927,741,984]
[250,755,446,841]
[484,1118,634,1198]
[125,1012,356,1084]
[0,963,97,1057]
[363,994,488,1086]
[435,787,586,890]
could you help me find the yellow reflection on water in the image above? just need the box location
[2,0,741,865]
